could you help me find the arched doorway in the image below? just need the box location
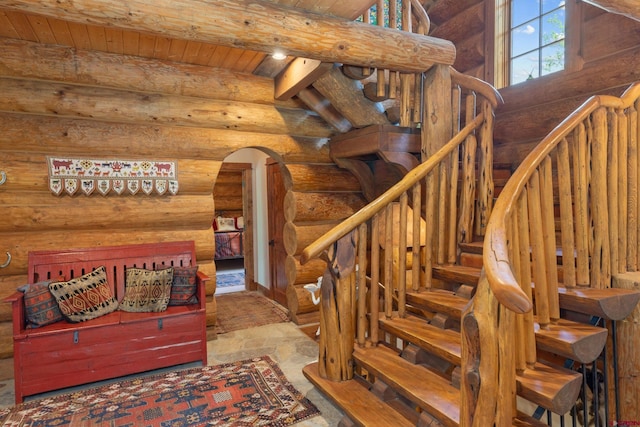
[214,148,274,298]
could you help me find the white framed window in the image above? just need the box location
[492,0,580,88]
[510,0,566,84]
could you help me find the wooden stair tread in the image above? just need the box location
[354,345,460,427]
[458,241,484,255]
[558,286,640,320]
[378,315,461,365]
[433,265,481,285]
[377,314,586,415]
[534,317,608,364]
[516,362,582,415]
[513,412,550,426]
[302,362,415,427]
[406,289,471,319]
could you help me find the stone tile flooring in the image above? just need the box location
[0,322,344,426]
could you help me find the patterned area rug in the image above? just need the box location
[0,356,319,426]
[216,291,289,334]
[216,270,245,289]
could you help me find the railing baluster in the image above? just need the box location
[398,193,408,316]
[617,108,628,273]
[459,91,477,244]
[516,191,537,368]
[384,203,394,318]
[376,0,386,98]
[509,212,527,373]
[424,172,436,289]
[540,155,560,321]
[357,223,368,347]
[573,123,591,285]
[476,99,494,236]
[557,138,577,288]
[591,107,611,289]
[607,108,620,277]
[528,170,552,327]
[629,101,639,268]
[412,182,422,291]
[448,145,460,264]
[370,215,380,345]
[437,161,447,265]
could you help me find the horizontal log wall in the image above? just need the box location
[280,161,366,322]
[0,37,335,358]
[214,164,248,219]
[493,4,640,165]
[427,0,486,78]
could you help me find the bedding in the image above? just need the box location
[215,231,243,259]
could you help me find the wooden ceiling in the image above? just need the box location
[0,0,378,78]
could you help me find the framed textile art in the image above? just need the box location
[47,157,179,196]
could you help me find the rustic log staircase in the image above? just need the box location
[286,3,640,425]
[298,74,640,425]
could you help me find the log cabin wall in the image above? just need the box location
[0,36,341,358]
[426,0,488,79]
[213,163,248,222]
[282,164,366,323]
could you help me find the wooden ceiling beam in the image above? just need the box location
[274,58,332,101]
[1,0,456,73]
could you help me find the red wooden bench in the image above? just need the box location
[5,240,208,403]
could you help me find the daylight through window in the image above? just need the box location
[510,0,565,85]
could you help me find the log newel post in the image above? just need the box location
[317,231,358,382]
[461,271,507,426]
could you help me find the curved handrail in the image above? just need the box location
[302,113,483,264]
[409,0,430,34]
[451,68,504,108]
[484,82,640,307]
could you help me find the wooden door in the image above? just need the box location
[266,160,288,306]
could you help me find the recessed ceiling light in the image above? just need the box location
[272,52,287,60]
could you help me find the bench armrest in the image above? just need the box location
[4,292,26,337]
[196,271,210,310]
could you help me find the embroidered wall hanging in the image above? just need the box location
[47,157,179,196]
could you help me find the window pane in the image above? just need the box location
[512,0,539,28]
[511,53,539,85]
[542,0,565,14]
[512,19,540,58]
[541,41,564,75]
[541,8,565,45]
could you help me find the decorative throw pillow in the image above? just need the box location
[48,266,119,323]
[235,216,244,230]
[18,280,63,328]
[119,267,173,312]
[215,216,237,232]
[169,266,199,306]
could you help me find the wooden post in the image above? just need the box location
[611,272,640,423]
[318,231,358,381]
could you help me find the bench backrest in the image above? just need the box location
[28,241,197,301]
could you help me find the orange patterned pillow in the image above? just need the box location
[48,266,118,322]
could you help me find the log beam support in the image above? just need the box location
[2,0,456,72]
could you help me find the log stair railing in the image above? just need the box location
[297,71,604,424]
[298,3,639,426]
[483,81,640,425]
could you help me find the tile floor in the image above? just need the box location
[0,322,345,426]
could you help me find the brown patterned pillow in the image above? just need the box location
[48,266,118,323]
[119,267,173,312]
[169,266,199,306]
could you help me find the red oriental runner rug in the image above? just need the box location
[0,356,320,426]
